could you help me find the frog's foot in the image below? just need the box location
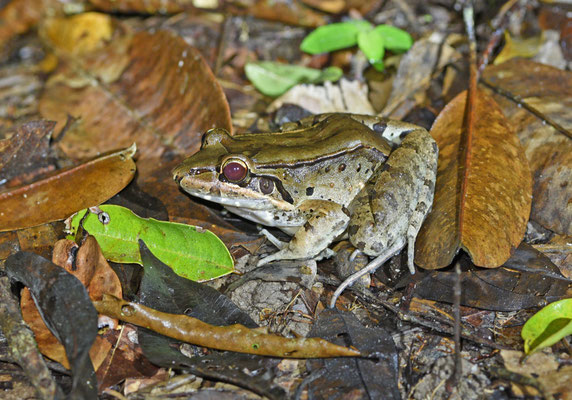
[259,228,288,250]
[257,200,349,266]
[329,240,404,308]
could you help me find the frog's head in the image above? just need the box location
[173,128,295,212]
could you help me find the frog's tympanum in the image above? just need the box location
[173,114,438,283]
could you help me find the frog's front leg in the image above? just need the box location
[257,200,350,266]
[347,128,438,275]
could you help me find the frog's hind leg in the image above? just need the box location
[402,129,438,274]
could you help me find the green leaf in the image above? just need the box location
[373,25,413,52]
[245,61,342,97]
[521,299,572,354]
[357,29,385,64]
[67,205,233,281]
[300,20,372,54]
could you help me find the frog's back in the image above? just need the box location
[231,114,392,166]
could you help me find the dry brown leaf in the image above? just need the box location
[39,29,231,161]
[40,12,114,56]
[94,295,362,358]
[21,236,122,369]
[494,32,544,65]
[415,89,532,269]
[0,145,136,232]
[0,121,55,187]
[0,0,64,49]
[482,59,572,234]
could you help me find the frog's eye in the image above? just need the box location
[259,178,274,194]
[222,160,248,182]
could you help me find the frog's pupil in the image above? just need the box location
[223,162,247,182]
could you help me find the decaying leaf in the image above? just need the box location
[415,88,532,269]
[482,59,572,235]
[40,29,231,161]
[95,295,361,358]
[21,236,122,369]
[40,12,113,56]
[0,121,55,187]
[135,240,285,399]
[494,32,543,65]
[0,145,136,232]
[0,277,63,400]
[5,251,99,400]
[305,309,400,399]
[411,244,570,311]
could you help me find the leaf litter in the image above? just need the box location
[0,0,571,399]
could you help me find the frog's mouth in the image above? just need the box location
[177,173,295,212]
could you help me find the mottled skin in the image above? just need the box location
[173,113,438,275]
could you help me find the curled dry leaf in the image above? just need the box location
[94,295,361,359]
[415,89,532,269]
[21,236,122,369]
[40,28,231,161]
[0,145,136,232]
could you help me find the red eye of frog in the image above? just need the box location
[222,160,248,182]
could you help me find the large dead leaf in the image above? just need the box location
[415,89,532,269]
[0,145,136,231]
[482,59,572,234]
[39,28,231,161]
[0,121,55,187]
[21,236,122,369]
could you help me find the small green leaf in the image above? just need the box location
[300,20,372,54]
[357,29,385,64]
[67,205,233,281]
[373,25,413,52]
[245,62,342,97]
[521,299,572,354]
[371,60,385,72]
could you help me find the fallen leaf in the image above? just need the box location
[40,12,113,55]
[0,121,55,187]
[39,29,231,161]
[382,33,461,119]
[482,59,572,234]
[0,0,63,49]
[95,324,158,391]
[134,238,285,398]
[21,236,122,369]
[494,32,543,65]
[68,205,234,281]
[522,298,572,354]
[95,294,360,358]
[305,309,400,399]
[0,277,64,400]
[411,244,570,311]
[5,251,99,400]
[415,89,532,269]
[0,145,136,232]
[269,78,375,114]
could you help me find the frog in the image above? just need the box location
[173,113,438,300]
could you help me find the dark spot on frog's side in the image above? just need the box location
[338,163,346,172]
[304,221,315,232]
[306,187,314,196]
[399,129,414,139]
[373,121,387,134]
[347,224,359,236]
